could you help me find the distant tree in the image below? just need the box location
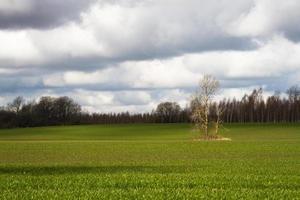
[215,101,225,135]
[7,96,25,113]
[34,96,55,125]
[286,85,300,122]
[286,85,300,102]
[191,75,220,138]
[53,96,81,124]
[0,110,16,128]
[155,102,181,123]
[18,101,36,127]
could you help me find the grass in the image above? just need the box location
[0,123,300,199]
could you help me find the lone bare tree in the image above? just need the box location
[191,75,220,138]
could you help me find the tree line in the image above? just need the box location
[0,85,299,128]
[219,86,300,123]
[0,96,190,128]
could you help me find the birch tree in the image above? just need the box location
[215,103,225,135]
[191,75,220,138]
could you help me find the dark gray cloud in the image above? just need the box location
[0,0,95,29]
[283,27,300,42]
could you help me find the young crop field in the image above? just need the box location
[0,123,300,199]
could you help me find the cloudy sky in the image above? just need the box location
[1,0,300,112]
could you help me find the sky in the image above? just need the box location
[1,0,300,113]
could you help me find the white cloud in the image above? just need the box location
[0,96,6,106]
[0,68,22,74]
[43,73,66,87]
[67,89,154,113]
[0,0,253,68]
[0,0,32,15]
[216,86,273,101]
[29,23,106,59]
[42,35,300,91]
[113,91,152,105]
[81,0,252,58]
[227,0,300,39]
[0,31,42,67]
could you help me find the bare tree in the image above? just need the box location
[286,85,300,102]
[191,75,220,138]
[8,96,25,113]
[215,102,225,135]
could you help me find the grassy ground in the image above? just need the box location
[0,123,300,199]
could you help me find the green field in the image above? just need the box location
[0,123,300,199]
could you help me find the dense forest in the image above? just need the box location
[0,86,299,128]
